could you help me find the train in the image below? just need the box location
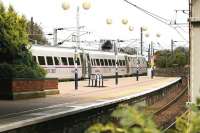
[31,45,147,80]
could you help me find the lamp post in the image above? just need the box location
[62,0,91,90]
[106,17,129,85]
[114,41,118,85]
[136,46,139,81]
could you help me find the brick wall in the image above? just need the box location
[0,78,58,100]
[44,79,58,90]
[12,80,44,92]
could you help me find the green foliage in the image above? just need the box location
[155,47,189,68]
[27,18,48,45]
[0,2,46,78]
[101,40,113,50]
[0,63,46,79]
[119,47,137,55]
[0,63,13,78]
[169,99,200,133]
[85,105,160,133]
[0,2,28,63]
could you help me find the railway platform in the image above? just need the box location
[0,76,181,132]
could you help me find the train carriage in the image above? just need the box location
[31,45,83,79]
[31,45,147,80]
[87,51,127,77]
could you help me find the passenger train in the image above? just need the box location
[31,45,147,80]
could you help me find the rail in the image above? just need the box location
[162,110,190,132]
[153,86,188,115]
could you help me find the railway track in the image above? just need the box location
[150,84,188,128]
[162,110,190,132]
[153,86,188,115]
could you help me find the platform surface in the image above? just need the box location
[0,76,180,132]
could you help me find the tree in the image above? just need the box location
[0,2,46,78]
[27,17,48,45]
[0,3,28,63]
[101,40,113,50]
[119,47,137,55]
[154,47,189,68]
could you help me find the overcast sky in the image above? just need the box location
[1,0,189,49]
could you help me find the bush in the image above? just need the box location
[155,47,189,68]
[85,105,160,133]
[0,63,13,78]
[0,63,46,79]
[13,64,46,78]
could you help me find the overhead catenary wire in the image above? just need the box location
[123,0,188,41]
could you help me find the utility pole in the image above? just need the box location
[150,41,154,68]
[30,17,34,43]
[148,44,151,66]
[140,27,143,55]
[171,39,174,56]
[114,41,118,85]
[53,28,58,46]
[151,41,153,56]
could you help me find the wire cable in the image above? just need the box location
[123,0,188,41]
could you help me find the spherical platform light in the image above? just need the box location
[142,26,147,31]
[129,26,134,31]
[62,1,70,10]
[156,33,161,38]
[106,18,112,25]
[82,0,91,10]
[122,18,128,25]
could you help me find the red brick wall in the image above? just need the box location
[12,80,44,92]
[44,79,58,90]
[0,79,58,93]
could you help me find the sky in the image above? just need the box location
[1,0,189,50]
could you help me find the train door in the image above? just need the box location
[86,54,92,78]
[125,56,129,75]
[80,53,86,79]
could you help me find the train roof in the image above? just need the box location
[30,44,144,58]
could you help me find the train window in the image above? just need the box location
[112,59,115,65]
[54,57,60,65]
[33,56,37,63]
[68,57,74,65]
[46,56,53,65]
[123,60,126,66]
[108,59,112,66]
[96,59,100,66]
[77,58,80,65]
[104,59,108,66]
[61,57,68,65]
[119,60,122,66]
[38,56,46,65]
[100,59,104,66]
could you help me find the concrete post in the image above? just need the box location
[190,0,200,103]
